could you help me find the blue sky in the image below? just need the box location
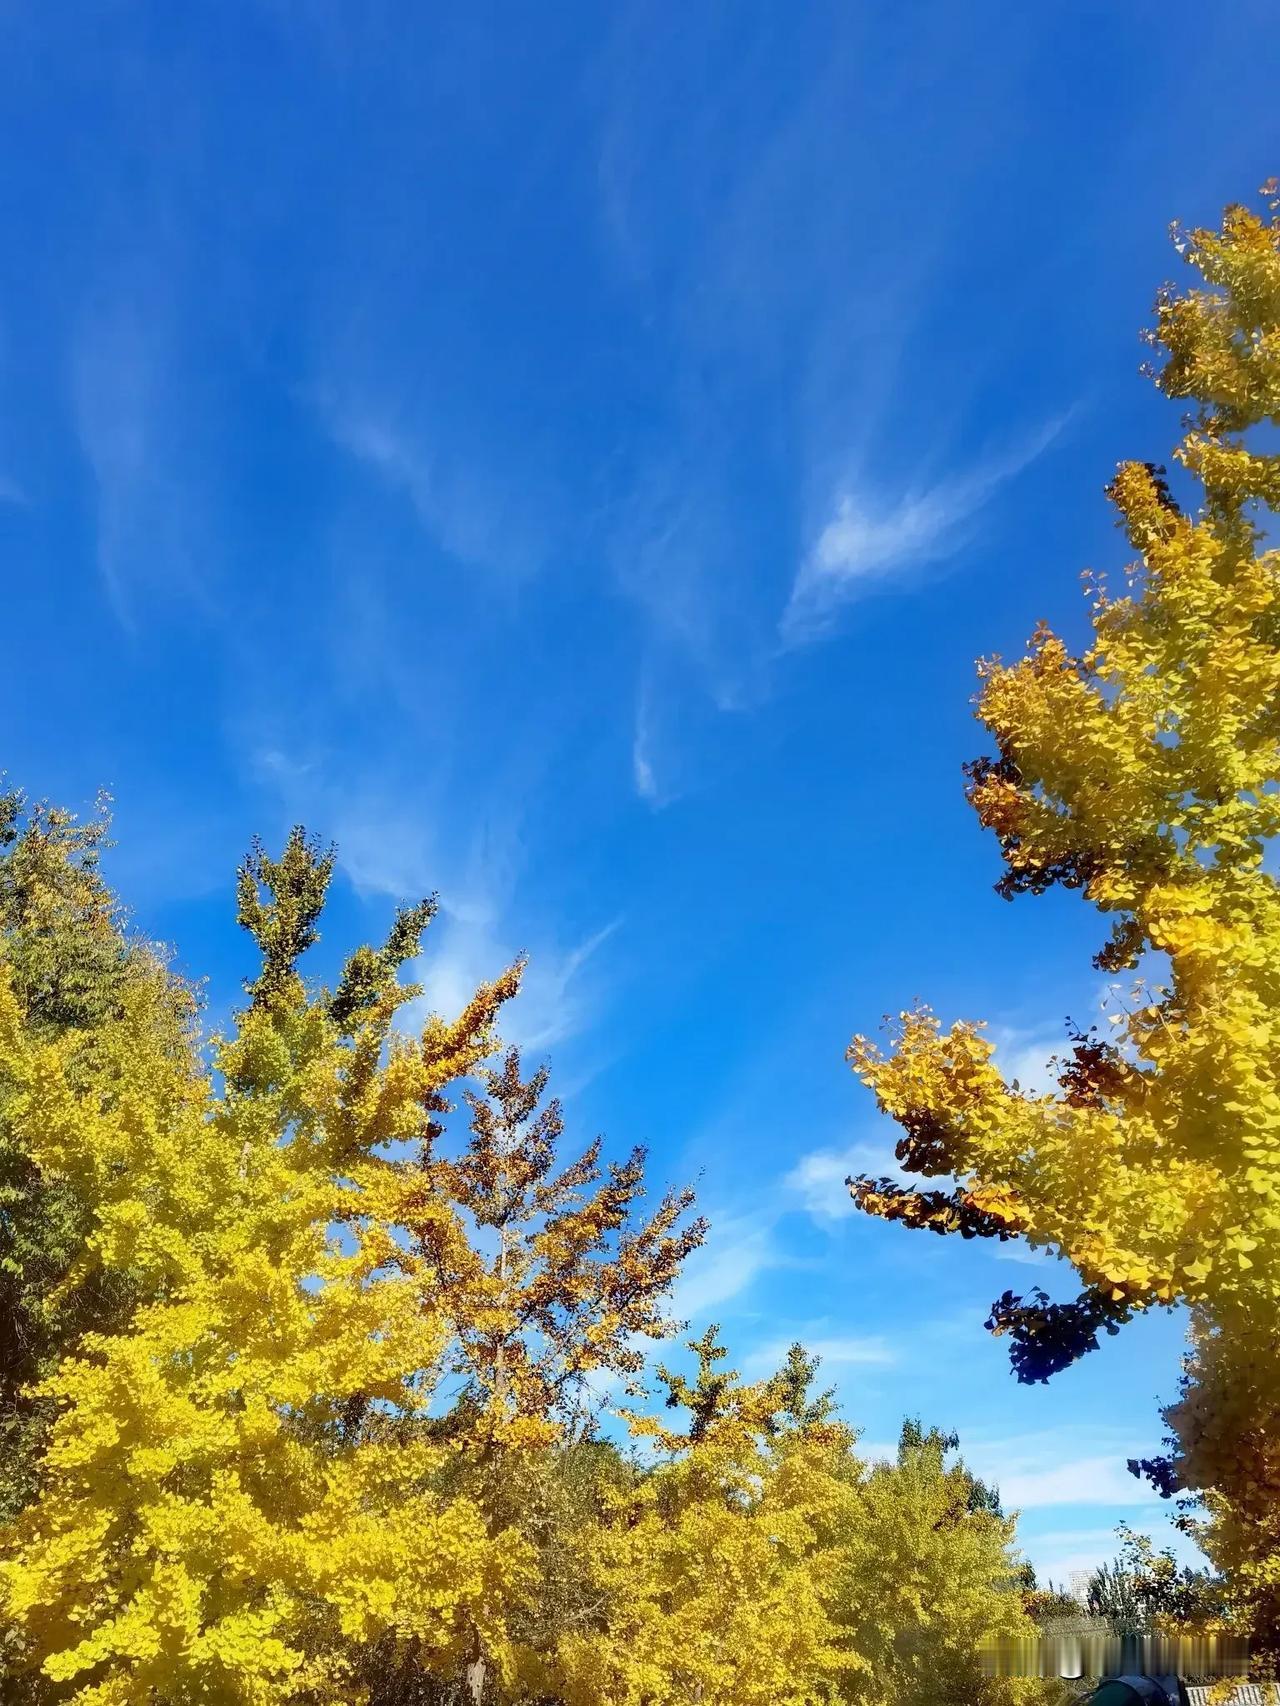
[3,0,1276,1584]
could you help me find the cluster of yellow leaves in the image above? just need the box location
[0,832,532,1703]
[555,1445,858,1706]
[847,186,1280,1657]
[369,1047,706,1455]
[555,1337,1050,1706]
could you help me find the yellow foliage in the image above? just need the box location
[553,1335,1052,1706]
[847,185,1280,1659]
[366,1046,707,1455]
[0,831,531,1702]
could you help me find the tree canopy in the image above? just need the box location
[848,184,1280,1661]
[0,802,1054,1703]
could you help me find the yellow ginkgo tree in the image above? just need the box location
[0,790,198,1529]
[847,184,1280,1660]
[552,1333,1047,1706]
[0,829,532,1704]
[552,1329,868,1706]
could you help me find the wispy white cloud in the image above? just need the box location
[632,744,658,803]
[744,1332,897,1379]
[782,1036,1070,1259]
[606,450,762,725]
[72,286,206,631]
[782,414,1071,645]
[990,1241,1057,1268]
[783,1082,1064,1264]
[631,678,661,804]
[72,300,151,626]
[989,1022,1067,1097]
[1000,1455,1157,1510]
[625,650,745,812]
[592,11,1064,794]
[1021,1526,1126,1588]
[670,1211,784,1323]
[314,393,545,580]
[408,913,621,1055]
[248,751,467,914]
[248,746,616,1055]
[957,1428,1164,1512]
[330,811,621,1056]
[783,1136,911,1222]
